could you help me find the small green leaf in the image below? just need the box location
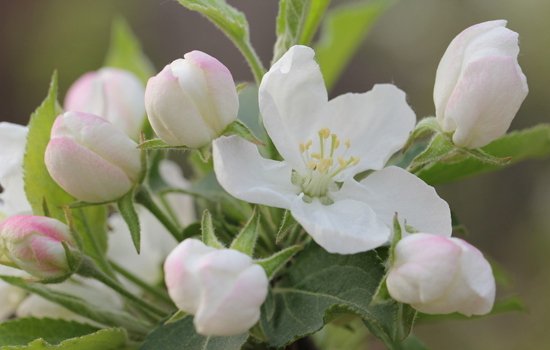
[229,207,260,255]
[256,245,302,279]
[407,133,456,173]
[104,17,155,83]
[165,310,187,325]
[222,120,264,146]
[117,189,141,254]
[138,138,189,151]
[201,210,224,249]
[260,243,415,348]
[275,210,298,245]
[273,0,310,62]
[315,0,391,89]
[299,0,331,45]
[0,318,98,346]
[181,222,202,240]
[415,125,550,184]
[403,117,440,151]
[141,315,247,350]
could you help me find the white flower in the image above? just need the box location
[0,123,31,217]
[386,233,496,316]
[213,45,451,254]
[434,20,528,148]
[164,239,268,336]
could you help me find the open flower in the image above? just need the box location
[213,45,451,254]
[386,233,496,316]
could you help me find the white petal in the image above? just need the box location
[0,123,27,179]
[0,265,27,320]
[344,166,452,236]
[259,45,328,171]
[445,56,528,148]
[290,197,390,254]
[213,136,299,209]
[323,84,416,173]
[434,20,507,119]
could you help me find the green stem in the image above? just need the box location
[110,260,174,307]
[135,187,183,242]
[78,257,166,319]
[234,39,266,85]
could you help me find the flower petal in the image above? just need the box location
[290,197,389,254]
[213,136,299,209]
[324,84,416,173]
[342,166,452,236]
[259,45,328,171]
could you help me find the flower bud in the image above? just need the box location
[164,239,268,336]
[386,233,495,316]
[45,111,142,203]
[65,68,145,140]
[0,215,77,280]
[145,51,239,148]
[434,20,528,148]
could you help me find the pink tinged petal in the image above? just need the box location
[164,239,216,314]
[183,51,239,130]
[387,234,462,308]
[213,136,299,209]
[445,56,528,148]
[323,85,416,174]
[194,250,268,336]
[259,45,328,171]
[290,197,390,254]
[452,238,496,315]
[145,64,215,147]
[434,20,507,119]
[344,166,452,237]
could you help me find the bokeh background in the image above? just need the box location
[1,0,549,348]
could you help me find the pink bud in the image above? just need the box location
[0,215,77,280]
[434,20,528,148]
[145,51,239,148]
[386,233,495,316]
[65,68,145,140]
[164,239,268,336]
[45,111,142,203]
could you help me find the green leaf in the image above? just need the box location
[104,18,155,83]
[0,318,97,346]
[117,190,141,254]
[315,0,390,89]
[260,243,415,348]
[176,0,265,83]
[299,0,331,45]
[0,276,149,336]
[0,328,129,350]
[140,315,247,350]
[275,210,298,245]
[256,245,302,279]
[222,120,264,146]
[416,125,550,185]
[23,73,109,273]
[201,210,224,249]
[273,0,310,62]
[138,138,189,151]
[229,207,260,255]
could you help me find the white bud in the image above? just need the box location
[434,20,528,148]
[387,233,495,316]
[145,51,239,148]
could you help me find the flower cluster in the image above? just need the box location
[0,17,530,348]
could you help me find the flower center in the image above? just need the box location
[292,128,359,204]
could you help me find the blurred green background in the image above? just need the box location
[1,0,549,348]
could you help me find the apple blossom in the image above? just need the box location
[213,45,452,254]
[0,215,77,280]
[386,233,495,316]
[45,111,142,203]
[145,51,239,148]
[64,68,145,140]
[164,239,268,336]
[434,20,528,148]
